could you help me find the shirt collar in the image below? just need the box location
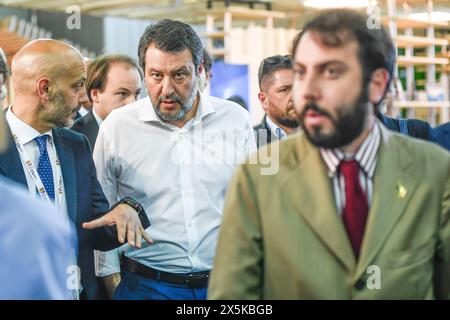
[138,92,216,127]
[92,109,103,127]
[6,106,53,144]
[320,121,381,178]
[265,116,287,140]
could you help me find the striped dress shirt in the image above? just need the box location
[319,122,381,214]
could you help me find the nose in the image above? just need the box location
[301,73,320,103]
[161,77,174,98]
[78,87,89,105]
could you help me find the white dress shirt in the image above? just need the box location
[265,116,287,140]
[94,93,256,275]
[6,108,68,217]
[92,109,103,127]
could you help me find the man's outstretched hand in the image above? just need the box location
[83,204,153,248]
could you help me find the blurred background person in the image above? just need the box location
[434,121,450,151]
[0,48,9,110]
[254,55,299,148]
[376,77,435,141]
[227,95,248,110]
[77,58,94,118]
[198,48,212,93]
[71,54,142,148]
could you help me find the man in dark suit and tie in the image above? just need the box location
[434,121,450,151]
[253,55,299,148]
[0,39,152,300]
[71,54,142,148]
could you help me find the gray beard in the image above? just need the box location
[155,87,198,121]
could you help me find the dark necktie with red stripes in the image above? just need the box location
[340,159,368,258]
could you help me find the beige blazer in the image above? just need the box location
[208,122,450,299]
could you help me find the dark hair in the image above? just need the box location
[227,95,248,110]
[86,54,142,101]
[138,19,203,74]
[202,49,213,74]
[292,9,395,100]
[0,53,9,79]
[258,55,292,90]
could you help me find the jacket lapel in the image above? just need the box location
[52,129,78,223]
[283,135,356,272]
[354,125,418,280]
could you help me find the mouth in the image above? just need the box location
[160,100,178,109]
[304,110,327,126]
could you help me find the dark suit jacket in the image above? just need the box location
[0,125,121,300]
[253,115,278,149]
[377,112,436,142]
[434,121,450,151]
[71,111,99,150]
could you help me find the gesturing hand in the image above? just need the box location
[82,204,153,248]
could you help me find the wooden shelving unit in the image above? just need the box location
[204,6,286,60]
[397,56,449,66]
[394,100,450,108]
[386,0,449,125]
[394,35,448,48]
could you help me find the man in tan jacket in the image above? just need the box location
[208,9,450,299]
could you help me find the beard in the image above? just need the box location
[298,85,369,149]
[275,115,300,128]
[154,84,198,122]
[269,104,300,129]
[39,90,74,128]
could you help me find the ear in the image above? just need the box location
[197,63,204,76]
[90,89,101,103]
[36,78,51,102]
[258,91,269,112]
[368,68,390,105]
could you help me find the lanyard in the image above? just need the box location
[12,133,64,210]
[12,132,82,300]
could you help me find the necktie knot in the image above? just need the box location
[339,159,359,177]
[35,135,49,151]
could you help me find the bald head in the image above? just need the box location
[10,39,87,132]
[12,39,85,94]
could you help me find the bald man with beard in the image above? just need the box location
[0,39,152,300]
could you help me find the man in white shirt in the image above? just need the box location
[94,19,256,300]
[254,55,300,148]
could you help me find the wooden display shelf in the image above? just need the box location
[383,16,449,29]
[200,31,226,39]
[394,35,448,47]
[209,48,226,57]
[394,100,450,108]
[207,6,286,20]
[397,56,449,66]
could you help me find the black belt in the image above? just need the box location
[121,256,210,289]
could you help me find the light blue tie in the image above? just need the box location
[34,135,55,201]
[275,127,284,140]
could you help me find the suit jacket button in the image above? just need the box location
[354,279,366,290]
